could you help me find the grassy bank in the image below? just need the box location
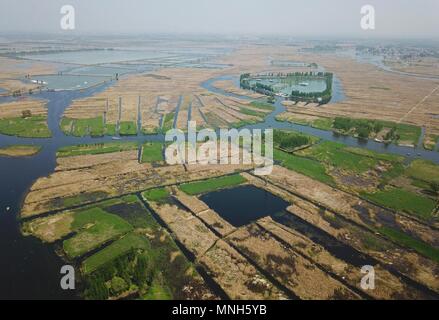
[141,142,163,163]
[378,226,439,263]
[57,141,138,157]
[361,187,437,221]
[179,174,247,195]
[119,121,137,136]
[274,148,334,185]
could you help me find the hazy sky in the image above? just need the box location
[0,0,438,38]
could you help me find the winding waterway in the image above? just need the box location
[1,69,438,299]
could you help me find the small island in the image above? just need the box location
[0,145,42,157]
[240,71,333,104]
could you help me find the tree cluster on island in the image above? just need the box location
[240,72,333,104]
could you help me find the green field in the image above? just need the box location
[0,116,51,138]
[384,121,422,146]
[119,121,137,136]
[61,117,119,137]
[274,149,334,185]
[406,159,439,185]
[250,101,275,111]
[141,142,163,163]
[63,207,133,259]
[275,115,333,131]
[311,118,334,131]
[80,195,204,300]
[104,123,117,136]
[343,146,404,163]
[142,188,170,202]
[361,187,437,221]
[179,174,247,195]
[57,141,138,157]
[378,226,439,263]
[72,117,104,137]
[297,141,379,174]
[103,195,158,228]
[82,232,149,274]
[161,112,175,133]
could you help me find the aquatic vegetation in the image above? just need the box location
[142,187,171,202]
[250,101,275,111]
[63,207,133,259]
[81,232,149,274]
[274,149,334,185]
[377,226,439,263]
[69,117,105,137]
[297,141,380,174]
[81,195,213,300]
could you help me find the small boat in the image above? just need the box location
[299,82,309,86]
[112,136,122,140]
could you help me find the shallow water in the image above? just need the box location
[200,185,289,227]
[29,74,111,91]
[20,49,175,65]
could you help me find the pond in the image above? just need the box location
[199,185,289,227]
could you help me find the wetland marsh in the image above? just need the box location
[1,37,438,300]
